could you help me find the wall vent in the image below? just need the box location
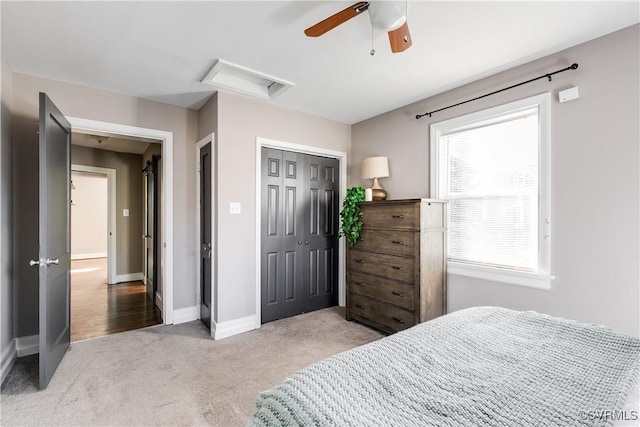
[201,59,294,101]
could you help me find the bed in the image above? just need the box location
[249,307,640,427]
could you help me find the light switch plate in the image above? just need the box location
[229,202,241,215]
[123,209,129,217]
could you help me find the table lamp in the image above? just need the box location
[361,156,389,200]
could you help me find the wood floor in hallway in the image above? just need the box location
[71,258,162,342]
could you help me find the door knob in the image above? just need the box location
[304,241,309,245]
[298,241,302,245]
[45,258,59,266]
[29,259,42,267]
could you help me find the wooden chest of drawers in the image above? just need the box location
[346,199,447,334]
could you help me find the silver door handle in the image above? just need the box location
[29,259,42,267]
[45,258,59,266]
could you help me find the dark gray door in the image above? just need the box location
[37,92,71,389]
[144,155,159,303]
[261,148,339,323]
[261,149,305,322]
[303,154,339,312]
[200,143,212,328]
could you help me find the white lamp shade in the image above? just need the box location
[362,156,390,179]
[368,1,406,31]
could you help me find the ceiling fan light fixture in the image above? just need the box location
[368,1,406,31]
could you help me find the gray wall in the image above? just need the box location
[12,72,197,337]
[198,91,351,323]
[72,145,143,276]
[1,55,15,368]
[351,25,640,337]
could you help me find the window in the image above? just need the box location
[430,94,551,289]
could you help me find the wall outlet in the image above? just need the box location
[229,202,241,215]
[123,209,129,217]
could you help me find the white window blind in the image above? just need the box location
[430,93,551,288]
[439,109,538,271]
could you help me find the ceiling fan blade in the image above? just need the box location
[388,22,412,53]
[304,1,370,37]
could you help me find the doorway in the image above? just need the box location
[70,133,162,341]
[259,144,342,323]
[68,116,175,324]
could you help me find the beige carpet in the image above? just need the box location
[0,307,383,426]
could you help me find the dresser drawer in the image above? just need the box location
[360,203,417,230]
[355,228,416,257]
[349,250,414,283]
[349,271,414,310]
[348,294,415,332]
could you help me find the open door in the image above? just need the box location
[199,143,212,329]
[34,93,72,389]
[144,155,159,303]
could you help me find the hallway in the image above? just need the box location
[71,258,161,342]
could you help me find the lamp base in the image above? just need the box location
[372,188,387,200]
[370,177,388,200]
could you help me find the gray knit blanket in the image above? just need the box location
[249,307,640,427]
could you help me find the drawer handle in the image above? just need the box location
[392,291,405,297]
[355,259,365,264]
[392,317,405,324]
[392,240,404,245]
[355,304,365,309]
[354,282,365,287]
[391,266,404,271]
[392,214,404,219]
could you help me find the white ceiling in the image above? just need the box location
[2,1,638,124]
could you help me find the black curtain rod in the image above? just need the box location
[415,63,579,120]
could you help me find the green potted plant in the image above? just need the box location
[339,186,366,245]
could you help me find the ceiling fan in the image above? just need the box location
[304,1,412,54]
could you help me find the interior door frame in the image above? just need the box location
[255,137,347,329]
[195,133,216,333]
[67,117,175,325]
[70,164,117,284]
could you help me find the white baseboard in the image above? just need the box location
[173,305,199,325]
[71,252,107,260]
[16,334,39,357]
[1,339,16,384]
[115,272,143,283]
[212,315,256,340]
